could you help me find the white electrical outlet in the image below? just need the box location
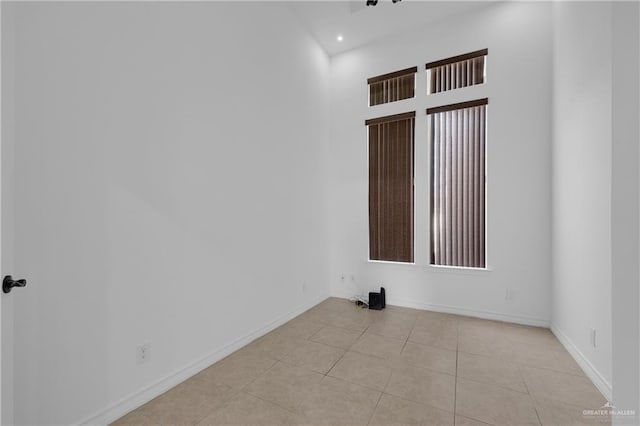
[137,343,150,365]
[340,274,345,282]
[590,329,597,348]
[302,282,307,293]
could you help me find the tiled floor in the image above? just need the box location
[113,298,610,425]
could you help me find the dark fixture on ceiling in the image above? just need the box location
[366,0,401,6]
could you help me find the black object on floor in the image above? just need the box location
[369,287,386,310]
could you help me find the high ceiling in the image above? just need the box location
[288,1,494,56]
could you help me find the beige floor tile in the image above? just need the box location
[533,395,611,425]
[197,392,299,425]
[454,414,494,425]
[408,324,458,351]
[245,331,301,360]
[415,309,458,323]
[510,342,584,375]
[367,318,414,340]
[550,349,586,376]
[243,361,323,412]
[351,332,405,360]
[328,351,393,391]
[385,364,456,412]
[377,305,420,322]
[457,319,508,341]
[315,297,357,313]
[319,311,373,333]
[414,314,459,332]
[363,308,388,322]
[296,308,329,324]
[501,323,563,349]
[198,351,277,390]
[137,383,220,425]
[455,378,540,426]
[457,333,517,360]
[116,299,611,426]
[522,367,606,408]
[281,339,345,374]
[309,325,362,349]
[296,376,381,425]
[457,352,527,393]
[369,393,454,425]
[275,317,325,340]
[179,373,239,407]
[398,342,457,375]
[110,411,159,426]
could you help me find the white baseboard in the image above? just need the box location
[330,291,550,327]
[79,294,329,426]
[550,323,613,402]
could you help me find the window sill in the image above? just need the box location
[367,259,416,266]
[427,264,492,275]
[365,260,493,275]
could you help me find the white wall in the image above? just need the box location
[328,2,553,326]
[3,2,330,424]
[551,1,613,400]
[611,2,640,422]
[1,3,16,423]
[0,3,4,424]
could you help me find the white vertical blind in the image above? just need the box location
[429,99,487,268]
[426,49,487,95]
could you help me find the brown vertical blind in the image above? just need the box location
[368,67,417,106]
[366,112,415,263]
[428,99,487,268]
[426,49,487,94]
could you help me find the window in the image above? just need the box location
[366,112,415,263]
[368,67,417,106]
[365,51,487,267]
[426,49,487,94]
[428,99,487,268]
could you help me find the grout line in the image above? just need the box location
[325,348,348,377]
[306,325,325,341]
[382,364,394,393]
[454,344,588,379]
[192,401,222,425]
[455,414,494,426]
[324,372,386,395]
[321,324,368,377]
[516,363,588,378]
[533,406,543,426]
[400,335,410,353]
[398,316,414,354]
[241,389,302,418]
[238,359,279,393]
[366,391,384,425]
[454,375,531,395]
[521,369,531,395]
[380,391,456,419]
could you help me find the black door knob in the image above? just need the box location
[3,275,27,294]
